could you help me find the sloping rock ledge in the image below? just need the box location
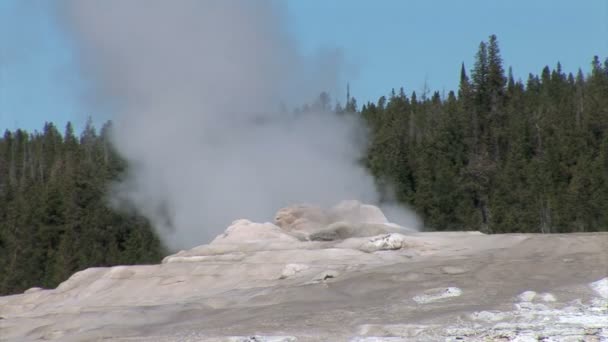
[0,201,606,341]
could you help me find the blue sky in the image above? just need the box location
[1,0,607,132]
[0,0,85,132]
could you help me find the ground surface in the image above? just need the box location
[1,207,607,341]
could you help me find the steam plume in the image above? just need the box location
[60,0,420,249]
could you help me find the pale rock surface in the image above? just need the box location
[279,264,309,279]
[359,233,409,252]
[412,287,463,304]
[1,202,607,341]
[211,219,300,244]
[590,277,608,299]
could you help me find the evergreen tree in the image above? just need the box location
[487,34,506,105]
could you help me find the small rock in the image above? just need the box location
[360,233,408,252]
[311,270,340,283]
[24,287,44,294]
[106,266,135,279]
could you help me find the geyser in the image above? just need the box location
[59,0,420,249]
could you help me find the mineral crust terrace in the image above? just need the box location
[1,201,607,341]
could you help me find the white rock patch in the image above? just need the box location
[540,292,556,302]
[518,290,536,302]
[361,292,608,340]
[412,287,462,304]
[360,234,408,253]
[590,277,608,299]
[279,264,309,279]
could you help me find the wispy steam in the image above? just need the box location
[60,0,419,250]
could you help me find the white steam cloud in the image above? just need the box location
[60,0,420,250]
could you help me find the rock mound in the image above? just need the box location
[275,200,413,241]
[1,202,606,341]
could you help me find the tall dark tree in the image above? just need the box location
[487,34,506,105]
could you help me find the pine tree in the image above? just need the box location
[472,41,489,113]
[487,34,506,107]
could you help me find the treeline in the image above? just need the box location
[0,121,166,295]
[362,35,608,234]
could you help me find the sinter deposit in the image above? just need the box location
[1,201,607,341]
